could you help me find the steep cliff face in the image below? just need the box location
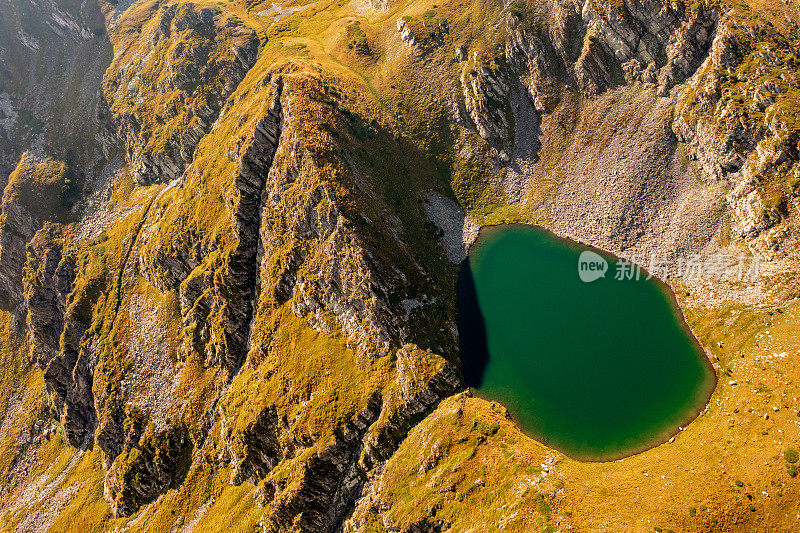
[0,0,114,170]
[104,1,259,185]
[23,225,74,368]
[22,224,98,448]
[456,0,717,151]
[0,0,799,530]
[448,0,799,259]
[673,16,800,256]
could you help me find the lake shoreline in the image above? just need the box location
[460,222,719,464]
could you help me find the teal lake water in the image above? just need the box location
[457,224,716,461]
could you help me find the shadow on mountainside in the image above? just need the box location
[457,259,490,388]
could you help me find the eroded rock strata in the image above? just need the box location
[0,0,798,530]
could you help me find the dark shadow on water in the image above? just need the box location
[457,258,490,388]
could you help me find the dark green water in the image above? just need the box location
[457,224,716,461]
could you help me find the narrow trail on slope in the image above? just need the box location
[107,180,178,335]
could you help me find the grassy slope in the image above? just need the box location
[2,153,86,224]
[2,0,456,527]
[243,0,800,530]
[365,294,800,532]
[1,0,799,530]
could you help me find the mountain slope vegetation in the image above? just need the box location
[0,0,799,530]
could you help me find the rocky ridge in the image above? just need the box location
[0,0,798,530]
[104,2,260,185]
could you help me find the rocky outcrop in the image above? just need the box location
[226,406,284,486]
[104,424,192,517]
[220,86,284,371]
[359,345,459,471]
[0,186,39,309]
[397,16,448,50]
[23,225,75,367]
[577,0,717,95]
[21,221,96,447]
[338,353,460,532]
[672,15,800,251]
[259,393,385,532]
[458,0,718,153]
[44,279,97,446]
[460,60,515,150]
[176,80,284,372]
[276,193,401,358]
[104,2,259,185]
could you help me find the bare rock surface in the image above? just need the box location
[125,292,178,432]
[423,192,479,263]
[547,90,727,261]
